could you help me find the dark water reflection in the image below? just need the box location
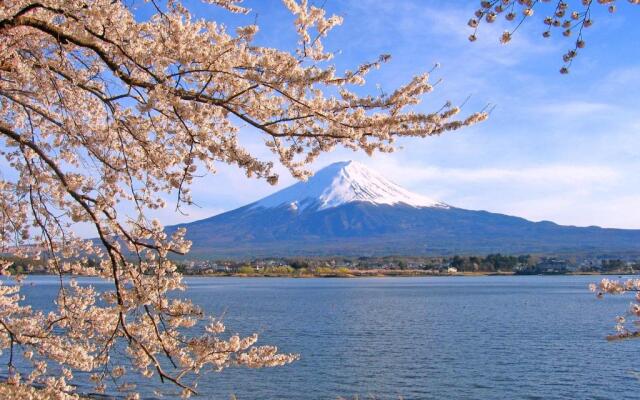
[8,275,640,399]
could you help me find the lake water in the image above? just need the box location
[9,275,640,399]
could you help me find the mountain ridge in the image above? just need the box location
[170,161,640,259]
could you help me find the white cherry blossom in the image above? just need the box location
[0,0,486,397]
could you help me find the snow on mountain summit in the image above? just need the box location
[251,160,448,211]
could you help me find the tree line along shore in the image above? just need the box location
[4,254,637,278]
[176,254,640,277]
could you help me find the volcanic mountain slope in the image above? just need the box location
[172,161,640,258]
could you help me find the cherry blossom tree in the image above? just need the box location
[0,0,487,397]
[468,0,640,73]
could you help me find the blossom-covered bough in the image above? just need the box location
[468,0,640,73]
[590,279,640,341]
[0,0,487,397]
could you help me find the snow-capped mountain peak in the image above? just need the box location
[251,160,448,211]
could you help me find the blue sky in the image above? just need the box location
[116,1,640,229]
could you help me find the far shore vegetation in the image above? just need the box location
[4,253,639,278]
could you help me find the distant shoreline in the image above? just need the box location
[179,270,634,278]
[5,271,636,280]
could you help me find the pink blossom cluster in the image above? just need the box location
[468,0,640,73]
[590,278,640,340]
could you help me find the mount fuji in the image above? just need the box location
[250,160,448,211]
[173,161,640,258]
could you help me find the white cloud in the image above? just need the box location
[374,161,620,188]
[531,101,614,118]
[503,194,640,229]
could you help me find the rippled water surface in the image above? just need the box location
[14,275,640,399]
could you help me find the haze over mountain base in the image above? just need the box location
[171,161,640,259]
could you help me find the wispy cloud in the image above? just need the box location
[531,101,614,118]
[382,164,620,187]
